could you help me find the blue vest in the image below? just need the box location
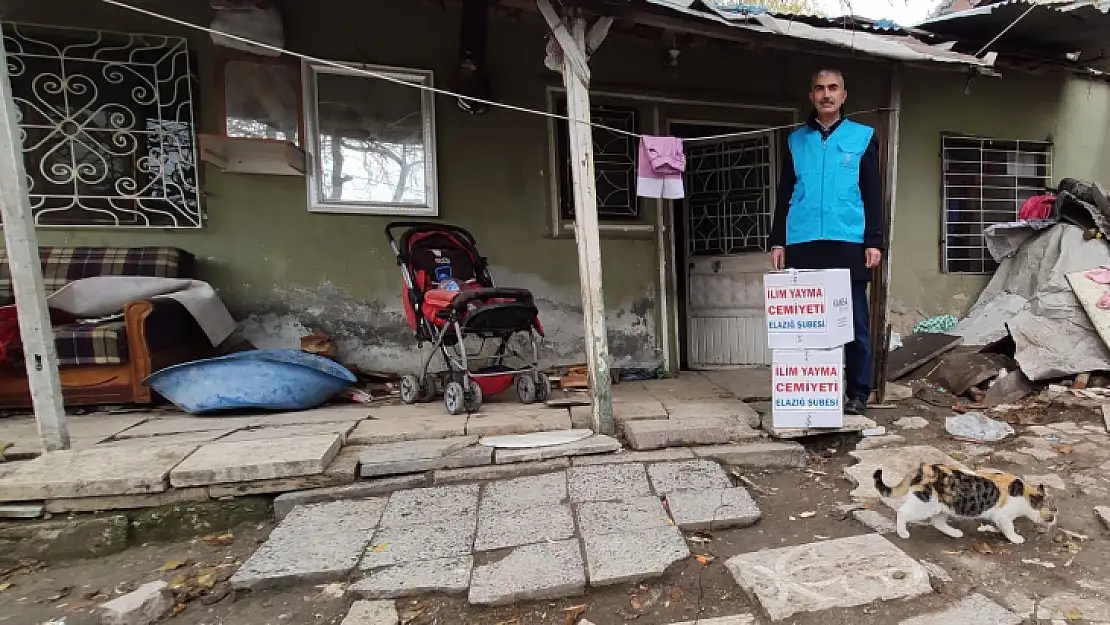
[784,119,874,246]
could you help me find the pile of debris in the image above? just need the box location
[885,178,1110,416]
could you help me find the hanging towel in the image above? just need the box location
[636,135,686,199]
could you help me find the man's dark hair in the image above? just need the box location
[812,69,845,88]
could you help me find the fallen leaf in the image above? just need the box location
[562,603,586,625]
[1051,444,1075,454]
[171,603,187,616]
[202,534,234,547]
[0,582,11,592]
[158,559,188,572]
[972,542,993,555]
[1064,608,1084,620]
[372,543,390,552]
[694,555,715,565]
[399,605,425,625]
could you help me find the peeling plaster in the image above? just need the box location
[234,267,659,374]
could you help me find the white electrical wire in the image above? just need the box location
[100,0,897,143]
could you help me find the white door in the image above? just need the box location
[678,125,776,368]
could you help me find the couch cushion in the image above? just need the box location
[0,246,192,305]
[53,321,129,366]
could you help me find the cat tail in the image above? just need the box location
[873,469,909,498]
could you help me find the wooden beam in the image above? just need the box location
[537,0,615,435]
[0,36,69,451]
[536,0,591,83]
[870,64,901,401]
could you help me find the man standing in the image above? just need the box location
[769,69,884,416]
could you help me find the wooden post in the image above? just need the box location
[870,64,901,401]
[537,0,614,435]
[0,35,69,450]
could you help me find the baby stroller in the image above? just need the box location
[386,222,551,415]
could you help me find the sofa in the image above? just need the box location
[0,246,216,409]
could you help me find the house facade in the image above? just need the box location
[3,0,1108,377]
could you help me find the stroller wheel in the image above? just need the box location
[464,379,483,412]
[400,374,421,404]
[534,372,552,402]
[444,381,466,415]
[516,374,537,404]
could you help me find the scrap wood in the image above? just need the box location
[927,352,1016,397]
[300,332,335,357]
[886,332,962,380]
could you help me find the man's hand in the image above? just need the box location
[770,247,785,271]
[865,248,882,269]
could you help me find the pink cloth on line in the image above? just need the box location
[1085,266,1110,284]
[637,135,686,200]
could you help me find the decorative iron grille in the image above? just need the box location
[552,99,639,220]
[941,134,1053,273]
[2,23,202,228]
[685,134,774,256]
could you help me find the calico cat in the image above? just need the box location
[873,463,1057,544]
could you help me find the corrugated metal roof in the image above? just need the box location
[643,0,992,67]
[919,0,1110,53]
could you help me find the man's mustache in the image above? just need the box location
[821,98,834,104]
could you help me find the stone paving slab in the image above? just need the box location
[44,487,210,514]
[623,417,739,450]
[274,476,427,520]
[575,496,671,536]
[0,503,44,518]
[899,593,1021,625]
[465,407,572,437]
[664,487,761,530]
[360,516,477,568]
[231,527,371,590]
[571,448,694,466]
[0,444,199,501]
[692,442,805,468]
[468,539,585,606]
[583,525,690,587]
[666,401,761,428]
[347,414,468,445]
[474,503,575,551]
[349,556,473,599]
[480,471,566,513]
[379,484,480,527]
[358,437,490,477]
[96,429,234,449]
[647,460,733,494]
[567,463,652,502]
[341,600,398,625]
[767,415,877,439]
[3,414,150,456]
[432,458,569,484]
[271,499,386,539]
[669,617,755,625]
[725,534,932,622]
[220,421,359,443]
[844,445,964,504]
[169,434,342,487]
[493,434,620,464]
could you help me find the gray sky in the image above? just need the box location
[816,0,944,26]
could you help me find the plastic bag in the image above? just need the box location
[944,412,1015,442]
[210,4,284,57]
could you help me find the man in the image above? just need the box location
[769,69,884,416]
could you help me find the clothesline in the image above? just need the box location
[102,0,896,144]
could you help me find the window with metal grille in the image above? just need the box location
[552,99,639,220]
[3,23,202,228]
[941,134,1053,274]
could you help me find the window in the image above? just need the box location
[4,23,201,228]
[303,62,438,216]
[552,98,640,221]
[685,134,774,256]
[941,134,1053,274]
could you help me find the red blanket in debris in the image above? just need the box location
[1018,194,1055,220]
[0,305,77,365]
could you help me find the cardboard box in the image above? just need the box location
[764,268,853,350]
[771,347,844,429]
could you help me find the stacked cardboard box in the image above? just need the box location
[764,269,853,429]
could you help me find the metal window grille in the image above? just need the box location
[685,134,774,256]
[2,23,202,228]
[552,99,639,220]
[941,134,1053,274]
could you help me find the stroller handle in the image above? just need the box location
[384,221,479,248]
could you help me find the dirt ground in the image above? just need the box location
[3,398,1109,625]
